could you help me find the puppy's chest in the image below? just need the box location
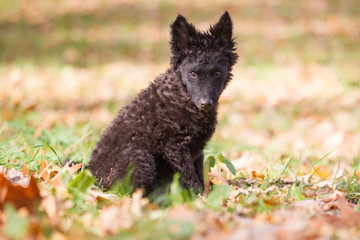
[182,120,215,146]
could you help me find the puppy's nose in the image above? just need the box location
[199,99,213,111]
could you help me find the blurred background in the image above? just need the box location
[1,0,359,168]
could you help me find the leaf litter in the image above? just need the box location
[1,0,360,239]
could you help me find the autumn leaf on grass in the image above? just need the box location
[38,159,61,183]
[324,196,360,227]
[40,194,58,225]
[0,172,41,213]
[65,162,83,175]
[251,171,265,185]
[209,167,227,185]
[93,199,132,236]
[263,195,281,207]
[22,163,29,177]
[310,166,332,180]
[88,190,119,205]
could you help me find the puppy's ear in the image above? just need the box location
[170,15,197,54]
[210,11,233,47]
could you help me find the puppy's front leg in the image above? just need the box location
[193,151,205,190]
[164,147,203,192]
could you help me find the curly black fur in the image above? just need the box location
[88,11,238,194]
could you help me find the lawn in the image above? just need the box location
[1,0,360,239]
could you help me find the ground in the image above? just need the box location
[0,0,360,239]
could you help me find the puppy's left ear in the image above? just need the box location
[210,11,234,47]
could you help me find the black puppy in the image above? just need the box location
[88,11,238,194]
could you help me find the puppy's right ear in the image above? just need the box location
[170,15,197,55]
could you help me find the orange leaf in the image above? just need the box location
[39,159,50,181]
[324,196,360,227]
[314,166,332,179]
[22,163,29,177]
[251,171,265,184]
[0,173,41,213]
[209,167,227,185]
[66,163,83,175]
[50,173,62,188]
[39,160,62,183]
[251,171,265,179]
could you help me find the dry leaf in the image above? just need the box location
[324,196,360,227]
[251,171,265,184]
[65,163,83,175]
[39,160,50,181]
[209,167,227,185]
[88,190,118,203]
[38,160,62,183]
[94,199,133,236]
[22,163,29,177]
[0,172,41,213]
[40,194,58,223]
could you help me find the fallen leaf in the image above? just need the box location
[131,189,148,217]
[209,167,227,185]
[6,168,24,183]
[251,171,265,184]
[93,199,133,236]
[0,172,41,213]
[88,189,118,203]
[297,173,313,185]
[38,160,50,181]
[65,163,83,175]
[40,194,58,223]
[324,196,360,227]
[38,160,62,183]
[313,166,332,180]
[22,163,29,177]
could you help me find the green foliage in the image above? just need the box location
[206,153,237,176]
[169,173,194,206]
[108,164,135,198]
[3,204,29,240]
[336,156,360,203]
[205,156,216,171]
[152,173,196,207]
[116,218,194,240]
[290,183,306,201]
[207,184,232,211]
[1,1,360,238]
[68,170,95,203]
[203,156,216,184]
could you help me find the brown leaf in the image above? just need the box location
[93,199,132,236]
[324,196,360,227]
[39,159,50,181]
[209,167,227,185]
[38,160,61,183]
[49,173,62,188]
[40,194,58,223]
[251,171,264,184]
[88,190,118,204]
[66,163,83,175]
[0,172,41,213]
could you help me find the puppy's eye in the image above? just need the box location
[214,71,221,78]
[189,71,197,78]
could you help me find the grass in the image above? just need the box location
[1,0,360,238]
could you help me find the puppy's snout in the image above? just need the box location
[199,99,214,111]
